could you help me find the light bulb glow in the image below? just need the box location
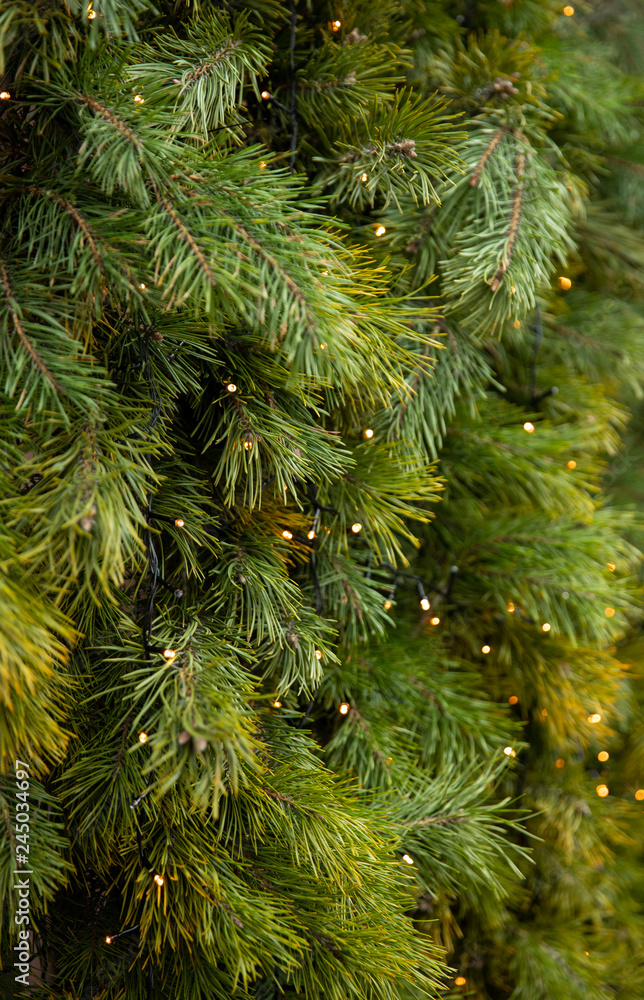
[282,530,293,540]
[139,732,148,743]
[420,597,430,611]
[542,623,551,632]
[402,854,414,865]
[596,784,609,798]
[315,649,322,660]
[509,695,519,705]
[261,91,270,100]
[105,936,112,944]
[605,607,615,617]
[635,789,644,801]
[226,383,237,393]
[88,6,97,18]
[163,649,176,660]
[363,428,374,439]
[134,94,144,104]
[154,874,164,886]
[558,276,572,290]
[598,751,609,762]
[567,460,577,469]
[563,5,575,14]
[0,92,10,100]
[375,226,386,237]
[351,522,362,534]
[174,518,185,527]
[555,758,565,768]
[332,20,342,29]
[384,599,392,610]
[507,602,515,612]
[139,282,146,289]
[259,161,267,169]
[272,700,281,708]
[523,421,534,433]
[482,645,491,654]
[339,702,350,715]
[360,173,368,182]
[430,616,440,626]
[307,529,316,540]
[504,746,516,757]
[455,979,467,988]
[588,713,601,724]
[607,562,616,571]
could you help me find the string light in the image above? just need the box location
[307,529,316,540]
[504,747,516,757]
[567,460,577,469]
[319,343,327,349]
[555,758,565,768]
[430,616,440,626]
[259,161,267,169]
[384,599,393,610]
[261,91,270,100]
[375,226,386,237]
[509,695,519,705]
[420,597,430,611]
[513,320,521,328]
[605,607,615,617]
[558,276,572,290]
[0,92,10,100]
[174,518,185,527]
[598,751,609,762]
[105,936,112,944]
[363,428,374,439]
[133,94,145,104]
[226,383,237,393]
[162,648,176,660]
[563,5,575,14]
[402,854,414,865]
[332,19,342,30]
[523,421,534,433]
[455,978,467,987]
[315,649,322,660]
[339,702,350,715]
[482,644,491,654]
[596,784,609,798]
[272,700,282,708]
[507,602,515,612]
[87,4,97,17]
[282,530,293,540]
[541,708,548,717]
[139,282,146,289]
[138,732,148,743]
[635,790,644,801]
[153,874,164,886]
[588,713,601,723]
[360,173,368,182]
[243,440,253,451]
[607,562,616,571]
[542,623,551,632]
[351,522,362,533]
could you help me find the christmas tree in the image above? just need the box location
[2,1,644,998]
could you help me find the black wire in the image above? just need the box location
[288,0,298,171]
[529,304,543,403]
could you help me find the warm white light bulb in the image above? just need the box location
[139,732,148,743]
[174,518,185,527]
[482,645,491,654]
[307,529,316,540]
[163,649,176,660]
[134,94,144,104]
[226,383,237,393]
[402,853,414,865]
[0,92,10,100]
[588,713,601,724]
[282,530,293,540]
[315,649,322,660]
[339,702,350,715]
[351,522,362,534]
[154,874,164,886]
[430,616,440,626]
[542,623,551,632]
[360,173,368,182]
[420,597,430,611]
[375,226,386,237]
[363,428,374,439]
[523,421,534,433]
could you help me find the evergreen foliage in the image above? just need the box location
[1,1,644,998]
